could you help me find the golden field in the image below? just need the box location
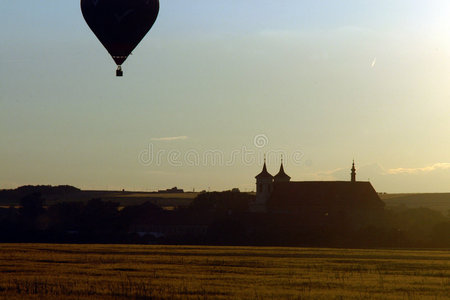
[0,244,448,299]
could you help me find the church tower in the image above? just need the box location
[274,156,291,183]
[254,157,273,212]
[351,160,356,182]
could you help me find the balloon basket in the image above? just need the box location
[116,66,123,77]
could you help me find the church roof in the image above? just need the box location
[255,161,273,179]
[268,181,384,211]
[274,162,291,181]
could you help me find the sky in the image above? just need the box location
[1,0,450,193]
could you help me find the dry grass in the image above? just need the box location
[0,244,448,299]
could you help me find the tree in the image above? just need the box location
[19,192,44,220]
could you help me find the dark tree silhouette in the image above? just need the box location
[19,192,45,220]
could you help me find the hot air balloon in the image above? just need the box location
[81,0,159,76]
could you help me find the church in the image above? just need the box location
[251,159,384,215]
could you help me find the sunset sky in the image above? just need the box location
[2,1,450,192]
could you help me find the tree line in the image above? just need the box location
[0,188,449,247]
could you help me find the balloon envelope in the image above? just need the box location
[81,0,159,66]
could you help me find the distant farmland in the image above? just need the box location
[380,193,450,215]
[0,244,448,299]
[0,190,198,209]
[92,191,198,208]
[2,187,450,215]
[40,191,450,214]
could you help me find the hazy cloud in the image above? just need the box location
[258,29,306,39]
[144,170,178,176]
[151,136,189,141]
[309,163,387,181]
[312,163,450,179]
[258,26,374,39]
[315,168,346,180]
[387,163,450,175]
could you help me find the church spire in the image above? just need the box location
[351,160,356,182]
[274,155,291,183]
[255,154,273,180]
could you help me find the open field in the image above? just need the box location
[0,244,448,299]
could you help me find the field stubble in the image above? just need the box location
[0,244,448,299]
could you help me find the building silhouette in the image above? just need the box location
[252,159,384,215]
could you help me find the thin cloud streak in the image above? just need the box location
[303,168,347,181]
[151,136,189,141]
[387,163,450,175]
[312,162,450,178]
[316,168,345,176]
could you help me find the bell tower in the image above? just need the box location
[253,157,273,212]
